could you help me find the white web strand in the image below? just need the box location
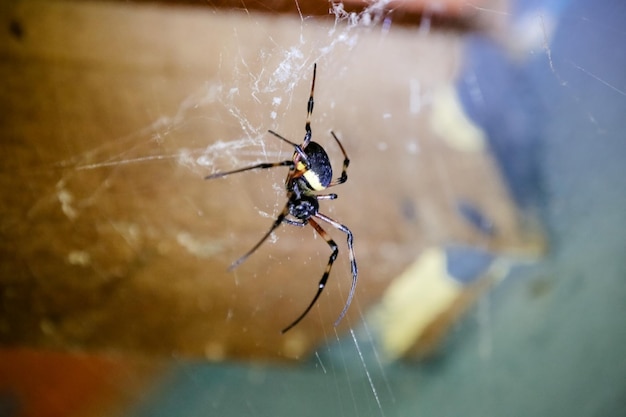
[350,328,386,417]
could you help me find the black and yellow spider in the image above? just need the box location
[206,63,357,333]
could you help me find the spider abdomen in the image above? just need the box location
[298,142,333,191]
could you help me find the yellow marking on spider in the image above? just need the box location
[303,170,325,191]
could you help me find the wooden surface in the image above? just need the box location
[0,0,541,361]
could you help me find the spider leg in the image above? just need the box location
[315,193,338,201]
[227,203,290,271]
[314,212,357,327]
[327,131,350,187]
[205,160,293,180]
[267,130,309,166]
[303,63,316,148]
[281,216,337,333]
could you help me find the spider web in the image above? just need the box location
[4,0,626,416]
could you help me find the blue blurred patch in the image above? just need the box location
[456,33,547,211]
[445,245,494,285]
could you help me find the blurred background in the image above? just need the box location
[1,0,625,416]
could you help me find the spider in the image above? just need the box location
[205,63,357,333]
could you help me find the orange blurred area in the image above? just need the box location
[0,349,164,417]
